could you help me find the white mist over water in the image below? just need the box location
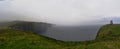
[0,0,120,26]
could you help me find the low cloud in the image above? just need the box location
[0,0,120,25]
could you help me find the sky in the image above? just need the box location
[0,0,120,26]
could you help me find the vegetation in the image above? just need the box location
[0,24,120,49]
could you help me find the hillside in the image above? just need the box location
[0,24,120,49]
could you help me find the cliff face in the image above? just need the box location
[10,21,51,33]
[33,22,51,33]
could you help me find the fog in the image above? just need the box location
[0,0,120,26]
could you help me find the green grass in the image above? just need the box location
[0,24,120,49]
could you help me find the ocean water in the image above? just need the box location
[10,22,103,41]
[39,25,102,41]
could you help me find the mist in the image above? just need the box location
[0,0,120,26]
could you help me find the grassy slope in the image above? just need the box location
[93,24,120,49]
[0,24,120,49]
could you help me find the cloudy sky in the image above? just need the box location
[0,0,120,25]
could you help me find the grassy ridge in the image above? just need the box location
[90,24,120,49]
[0,24,120,49]
[96,24,120,41]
